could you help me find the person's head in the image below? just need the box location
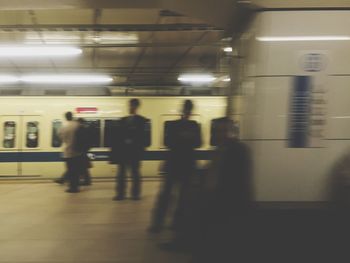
[129,98,140,115]
[182,100,194,119]
[65,111,73,121]
[77,118,85,124]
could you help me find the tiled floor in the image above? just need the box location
[0,181,190,263]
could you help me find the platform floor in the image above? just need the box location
[0,181,190,263]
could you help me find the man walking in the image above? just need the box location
[149,100,202,233]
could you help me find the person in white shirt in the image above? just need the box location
[59,111,83,193]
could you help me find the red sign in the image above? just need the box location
[76,107,98,114]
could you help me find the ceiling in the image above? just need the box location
[251,0,350,9]
[0,8,231,92]
[0,1,346,94]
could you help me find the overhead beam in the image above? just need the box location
[0,0,236,32]
[0,0,161,10]
[0,23,222,32]
[161,0,238,31]
[250,0,350,9]
[78,42,223,48]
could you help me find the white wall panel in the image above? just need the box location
[242,11,350,201]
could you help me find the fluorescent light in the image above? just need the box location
[0,75,19,83]
[0,46,82,57]
[223,77,231,82]
[223,47,233,52]
[178,74,216,83]
[20,74,113,84]
[88,32,139,44]
[256,36,350,42]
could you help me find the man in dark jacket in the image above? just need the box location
[111,98,151,201]
[149,99,202,233]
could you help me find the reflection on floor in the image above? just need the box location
[0,181,190,263]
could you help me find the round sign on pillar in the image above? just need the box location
[300,53,328,72]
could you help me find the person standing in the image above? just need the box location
[191,117,253,263]
[74,118,93,186]
[59,111,83,193]
[111,98,151,201]
[149,99,202,233]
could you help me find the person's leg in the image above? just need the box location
[172,167,192,231]
[131,159,141,200]
[54,160,69,184]
[82,169,92,185]
[149,171,175,232]
[81,155,92,185]
[67,157,80,193]
[115,163,126,200]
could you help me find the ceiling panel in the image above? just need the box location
[101,9,160,24]
[0,11,32,25]
[34,9,95,24]
[252,0,350,8]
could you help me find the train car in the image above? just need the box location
[240,10,350,202]
[0,96,240,180]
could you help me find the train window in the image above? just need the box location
[26,121,39,148]
[84,119,101,148]
[51,120,63,148]
[3,121,16,148]
[104,119,121,147]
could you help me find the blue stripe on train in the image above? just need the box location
[0,150,214,162]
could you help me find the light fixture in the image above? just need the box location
[0,75,20,83]
[256,36,350,42]
[223,47,233,52]
[223,77,231,82]
[20,74,113,84]
[92,35,101,43]
[91,32,139,44]
[0,46,82,57]
[178,74,216,83]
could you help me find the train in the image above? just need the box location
[0,96,239,180]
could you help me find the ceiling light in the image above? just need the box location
[223,47,233,52]
[20,74,113,84]
[223,77,231,82]
[178,74,216,83]
[92,35,101,43]
[0,46,82,57]
[0,75,19,83]
[93,33,139,44]
[256,36,350,42]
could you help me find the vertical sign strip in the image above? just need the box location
[288,76,312,148]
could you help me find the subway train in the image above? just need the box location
[240,10,350,202]
[0,96,238,179]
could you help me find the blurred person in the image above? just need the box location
[149,99,202,234]
[74,118,93,186]
[54,117,92,186]
[110,98,151,201]
[58,111,83,193]
[191,117,253,262]
[54,112,76,185]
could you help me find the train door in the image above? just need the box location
[0,115,41,176]
[20,116,41,176]
[0,116,21,176]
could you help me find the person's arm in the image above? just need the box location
[194,122,202,148]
